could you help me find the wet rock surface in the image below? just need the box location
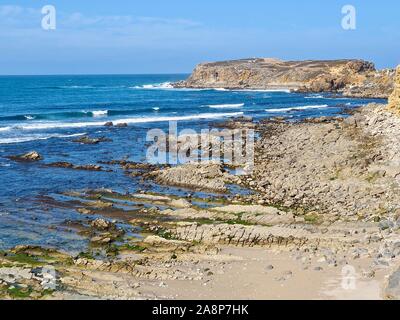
[45,162,107,172]
[72,136,112,144]
[7,151,43,162]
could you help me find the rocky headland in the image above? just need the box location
[174,58,395,98]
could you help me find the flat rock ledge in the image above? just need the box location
[147,162,237,192]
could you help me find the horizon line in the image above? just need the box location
[0,72,191,77]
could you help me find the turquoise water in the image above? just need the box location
[0,74,386,252]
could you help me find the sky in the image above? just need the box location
[0,0,399,75]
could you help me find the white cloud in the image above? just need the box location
[61,12,135,29]
[136,17,202,28]
[0,5,41,29]
[0,5,24,16]
[54,10,201,31]
[0,5,201,30]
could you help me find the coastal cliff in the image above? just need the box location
[388,66,400,111]
[175,58,395,98]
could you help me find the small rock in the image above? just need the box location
[132,282,141,289]
[73,136,111,145]
[276,270,293,281]
[363,270,375,279]
[90,236,112,244]
[91,218,114,231]
[77,208,92,215]
[379,219,394,231]
[8,151,42,162]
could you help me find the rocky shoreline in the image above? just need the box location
[2,67,400,300]
[174,58,395,98]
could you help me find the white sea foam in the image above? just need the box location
[24,115,36,120]
[305,95,324,99]
[0,163,11,167]
[266,105,329,113]
[133,82,174,90]
[233,89,291,93]
[186,87,290,93]
[0,133,86,145]
[91,110,108,117]
[153,107,160,111]
[132,83,232,92]
[61,85,93,89]
[208,103,245,109]
[0,113,244,132]
[131,82,293,93]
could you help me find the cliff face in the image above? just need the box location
[342,68,395,99]
[388,66,400,111]
[175,58,394,98]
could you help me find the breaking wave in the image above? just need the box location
[0,112,244,132]
[266,105,329,113]
[90,110,108,117]
[0,133,86,145]
[208,103,245,109]
[132,82,174,90]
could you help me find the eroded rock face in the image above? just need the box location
[174,58,394,98]
[248,103,400,218]
[342,69,395,99]
[388,66,400,111]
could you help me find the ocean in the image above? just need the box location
[0,74,386,252]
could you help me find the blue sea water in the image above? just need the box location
[0,74,386,252]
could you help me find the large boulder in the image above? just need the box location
[385,267,400,299]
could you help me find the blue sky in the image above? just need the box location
[0,0,399,74]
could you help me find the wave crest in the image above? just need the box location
[0,133,86,145]
[208,103,245,109]
[266,105,329,113]
[0,112,244,132]
[90,110,108,117]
